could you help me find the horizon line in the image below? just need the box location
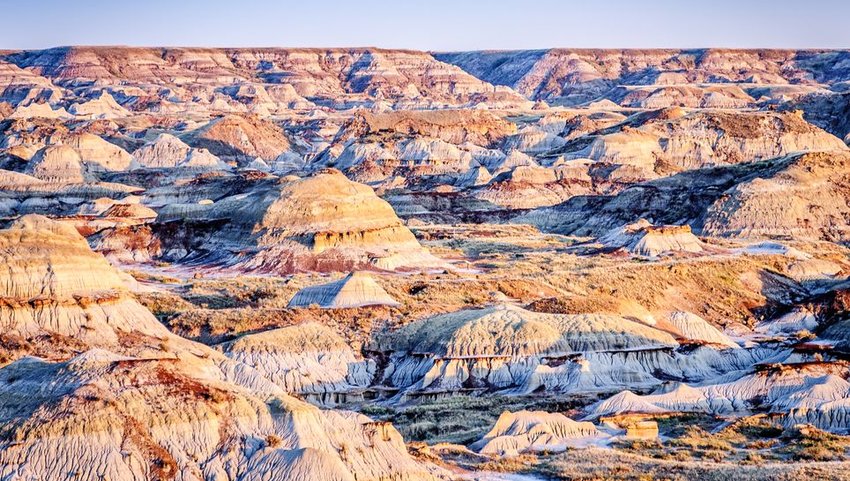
[4,44,850,53]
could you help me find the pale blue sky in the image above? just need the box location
[1,0,848,51]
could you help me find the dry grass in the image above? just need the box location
[362,394,596,445]
[610,415,825,465]
[779,426,850,462]
[540,448,850,481]
[475,453,539,473]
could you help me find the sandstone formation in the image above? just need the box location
[68,91,130,119]
[0,348,437,481]
[7,46,530,110]
[159,169,442,273]
[376,303,765,396]
[7,102,71,119]
[186,114,292,162]
[519,149,850,241]
[577,110,847,181]
[131,132,228,172]
[4,44,850,478]
[702,151,850,241]
[288,272,401,308]
[587,364,850,433]
[25,144,86,182]
[437,49,850,106]
[65,132,133,173]
[471,410,604,456]
[665,311,739,348]
[219,322,375,399]
[0,215,439,481]
[0,214,169,351]
[598,220,704,257]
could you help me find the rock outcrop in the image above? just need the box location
[518,151,850,240]
[702,151,850,241]
[471,410,604,456]
[219,322,375,399]
[25,144,86,183]
[377,303,709,396]
[598,220,704,257]
[288,272,401,308]
[131,133,228,172]
[437,49,850,105]
[578,110,847,181]
[0,214,439,481]
[586,364,850,433]
[0,214,169,351]
[8,46,530,109]
[159,169,443,273]
[0,348,437,481]
[186,114,292,163]
[665,311,738,348]
[68,91,130,119]
[65,133,133,173]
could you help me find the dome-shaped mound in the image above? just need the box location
[0,214,170,347]
[471,410,603,456]
[130,133,228,173]
[178,169,443,273]
[68,92,130,119]
[100,202,158,220]
[388,303,677,358]
[599,220,703,257]
[288,272,400,308]
[26,144,86,183]
[66,133,133,172]
[585,390,670,419]
[666,311,738,348]
[1,214,124,298]
[187,113,292,162]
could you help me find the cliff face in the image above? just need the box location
[6,47,850,111]
[436,49,850,105]
[3,46,530,109]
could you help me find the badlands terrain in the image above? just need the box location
[2,46,850,480]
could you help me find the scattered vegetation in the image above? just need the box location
[362,394,596,445]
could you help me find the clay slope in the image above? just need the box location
[0,214,439,481]
[0,214,169,358]
[0,348,437,481]
[702,151,850,241]
[219,322,375,398]
[572,109,847,182]
[520,150,850,241]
